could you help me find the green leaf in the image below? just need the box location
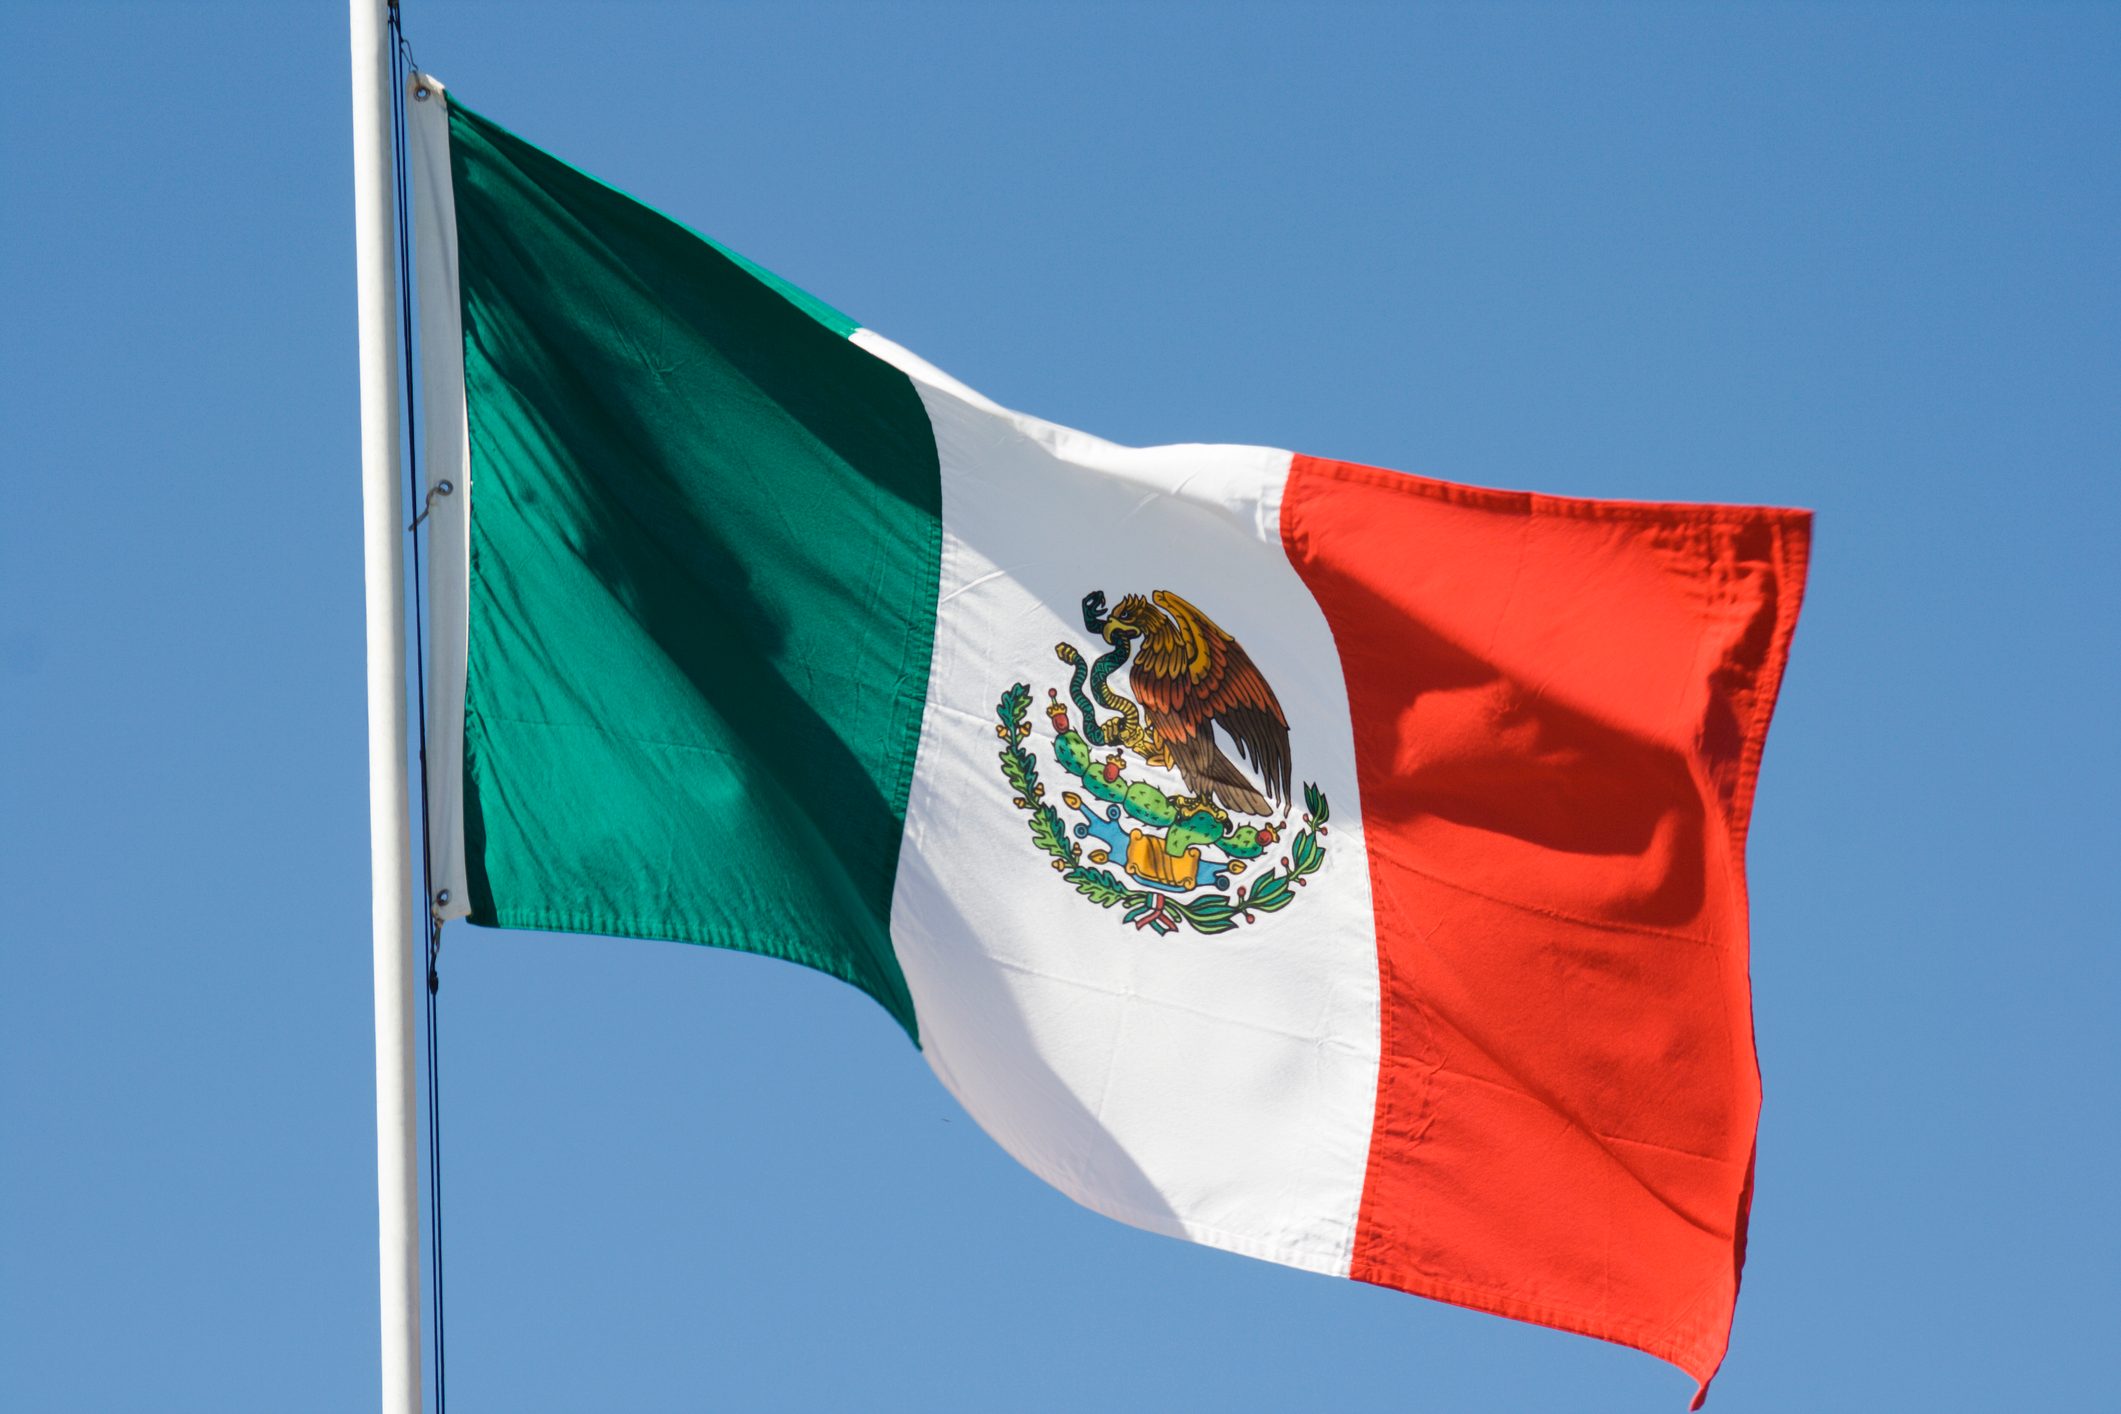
[1173,898,1242,934]
[1248,876,1291,909]
[1065,866,1137,909]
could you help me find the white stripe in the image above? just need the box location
[867,333,1383,1278]
[407,74,471,924]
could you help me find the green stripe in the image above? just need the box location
[447,99,939,1041]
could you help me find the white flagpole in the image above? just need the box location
[349,1,424,1410]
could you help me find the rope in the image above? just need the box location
[387,4,447,1409]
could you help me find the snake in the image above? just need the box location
[1054,591,1168,763]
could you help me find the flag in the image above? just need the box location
[406,77,1808,1405]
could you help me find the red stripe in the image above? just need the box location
[1281,455,1809,1401]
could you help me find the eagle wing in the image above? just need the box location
[1133,590,1293,811]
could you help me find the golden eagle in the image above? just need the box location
[1103,590,1291,818]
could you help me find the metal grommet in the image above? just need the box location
[414,86,431,102]
[434,889,451,906]
[436,479,454,496]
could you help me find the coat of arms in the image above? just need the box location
[994,590,1330,935]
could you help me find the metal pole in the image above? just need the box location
[350,1,423,1410]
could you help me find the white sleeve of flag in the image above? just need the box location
[407,73,472,924]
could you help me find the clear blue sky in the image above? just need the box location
[4,3,2115,1409]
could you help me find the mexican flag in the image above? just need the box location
[406,77,1808,1405]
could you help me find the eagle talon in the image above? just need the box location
[1171,796,1232,831]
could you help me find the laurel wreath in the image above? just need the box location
[994,682,1329,936]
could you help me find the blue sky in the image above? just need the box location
[3,2,2115,1409]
